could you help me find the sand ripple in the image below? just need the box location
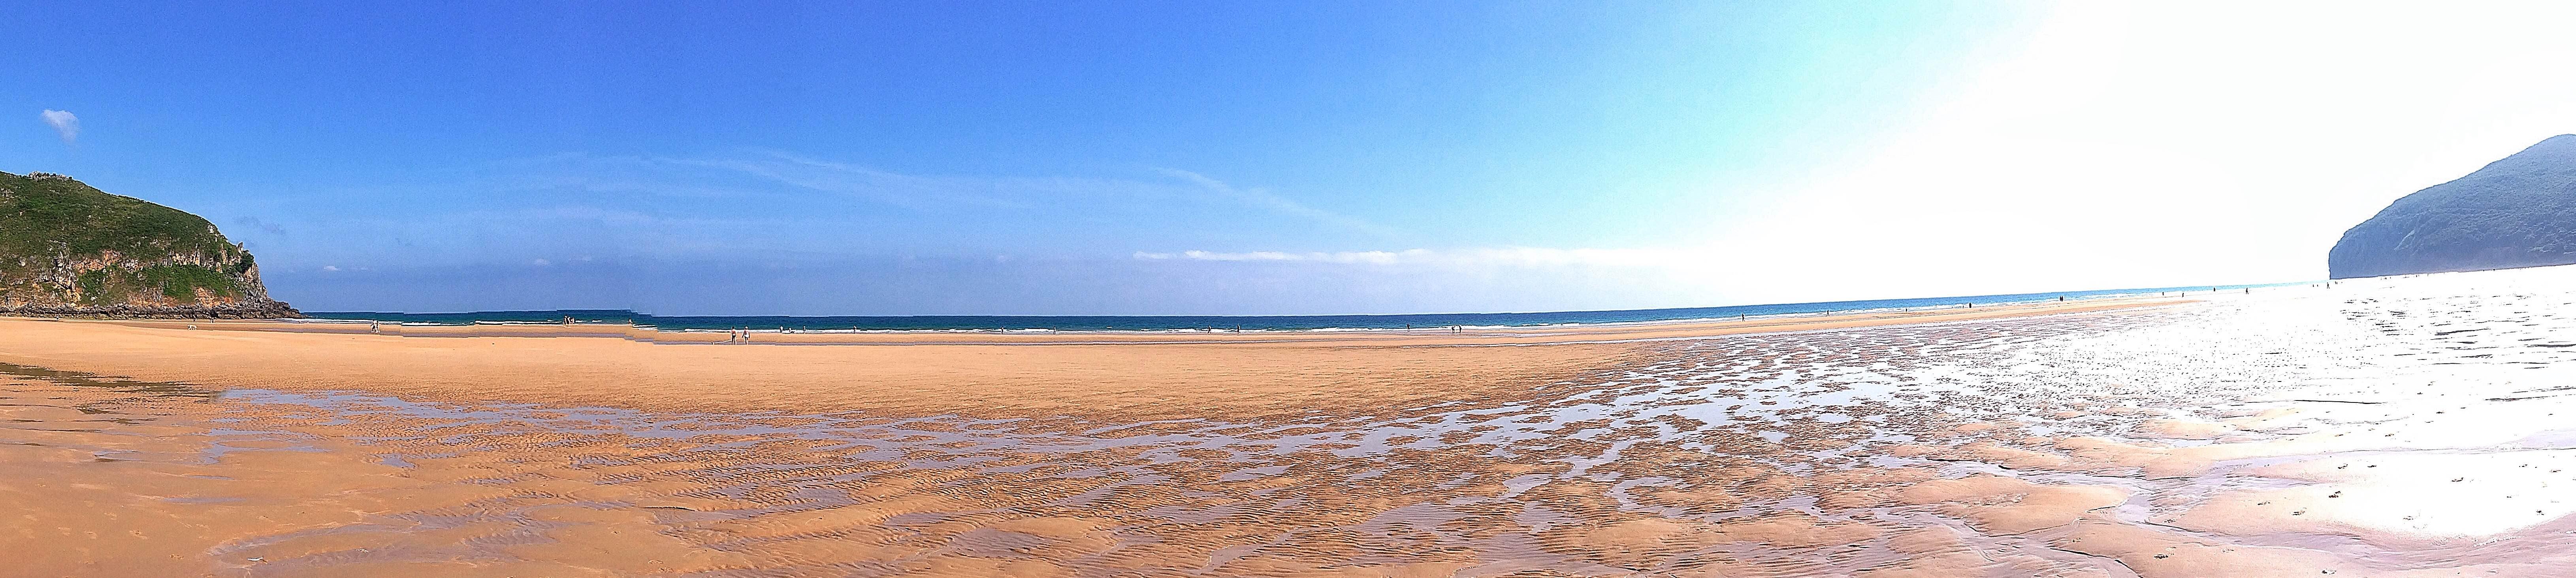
[19,270,2576,575]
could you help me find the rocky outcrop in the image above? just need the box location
[2330,135,2576,278]
[0,171,298,318]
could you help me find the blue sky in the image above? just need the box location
[13,2,2576,315]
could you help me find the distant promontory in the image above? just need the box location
[0,171,297,318]
[2330,134,2576,279]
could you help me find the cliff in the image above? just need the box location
[0,171,298,318]
[2329,135,2576,279]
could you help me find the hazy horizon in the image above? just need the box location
[13,2,2576,315]
[293,277,2281,319]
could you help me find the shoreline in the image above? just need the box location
[0,295,2194,423]
[12,295,2196,347]
[270,281,2297,333]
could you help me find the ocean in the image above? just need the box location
[303,281,2305,332]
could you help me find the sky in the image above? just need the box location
[9,2,2576,315]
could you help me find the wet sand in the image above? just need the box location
[13,279,2576,577]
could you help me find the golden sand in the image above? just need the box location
[0,298,2165,420]
[12,281,2576,577]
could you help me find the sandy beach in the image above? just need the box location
[0,298,2169,420]
[13,278,2576,577]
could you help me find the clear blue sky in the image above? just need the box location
[13,2,2570,315]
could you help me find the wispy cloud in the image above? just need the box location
[473,152,1380,236]
[1152,168,1392,236]
[233,216,288,236]
[1134,246,1689,267]
[699,153,1384,232]
[38,110,77,143]
[1135,249,1420,264]
[692,153,1029,210]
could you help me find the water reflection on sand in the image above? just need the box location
[21,270,2576,575]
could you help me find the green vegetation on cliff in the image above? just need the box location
[0,172,231,259]
[2330,135,2576,278]
[72,264,240,305]
[0,171,291,317]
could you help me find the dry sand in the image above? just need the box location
[11,281,2576,577]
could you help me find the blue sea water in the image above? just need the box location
[304,282,2306,332]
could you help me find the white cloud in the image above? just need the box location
[321,265,341,272]
[38,110,76,143]
[531,258,552,266]
[1124,246,1738,312]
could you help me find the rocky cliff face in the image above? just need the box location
[2329,135,2576,279]
[0,171,297,318]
